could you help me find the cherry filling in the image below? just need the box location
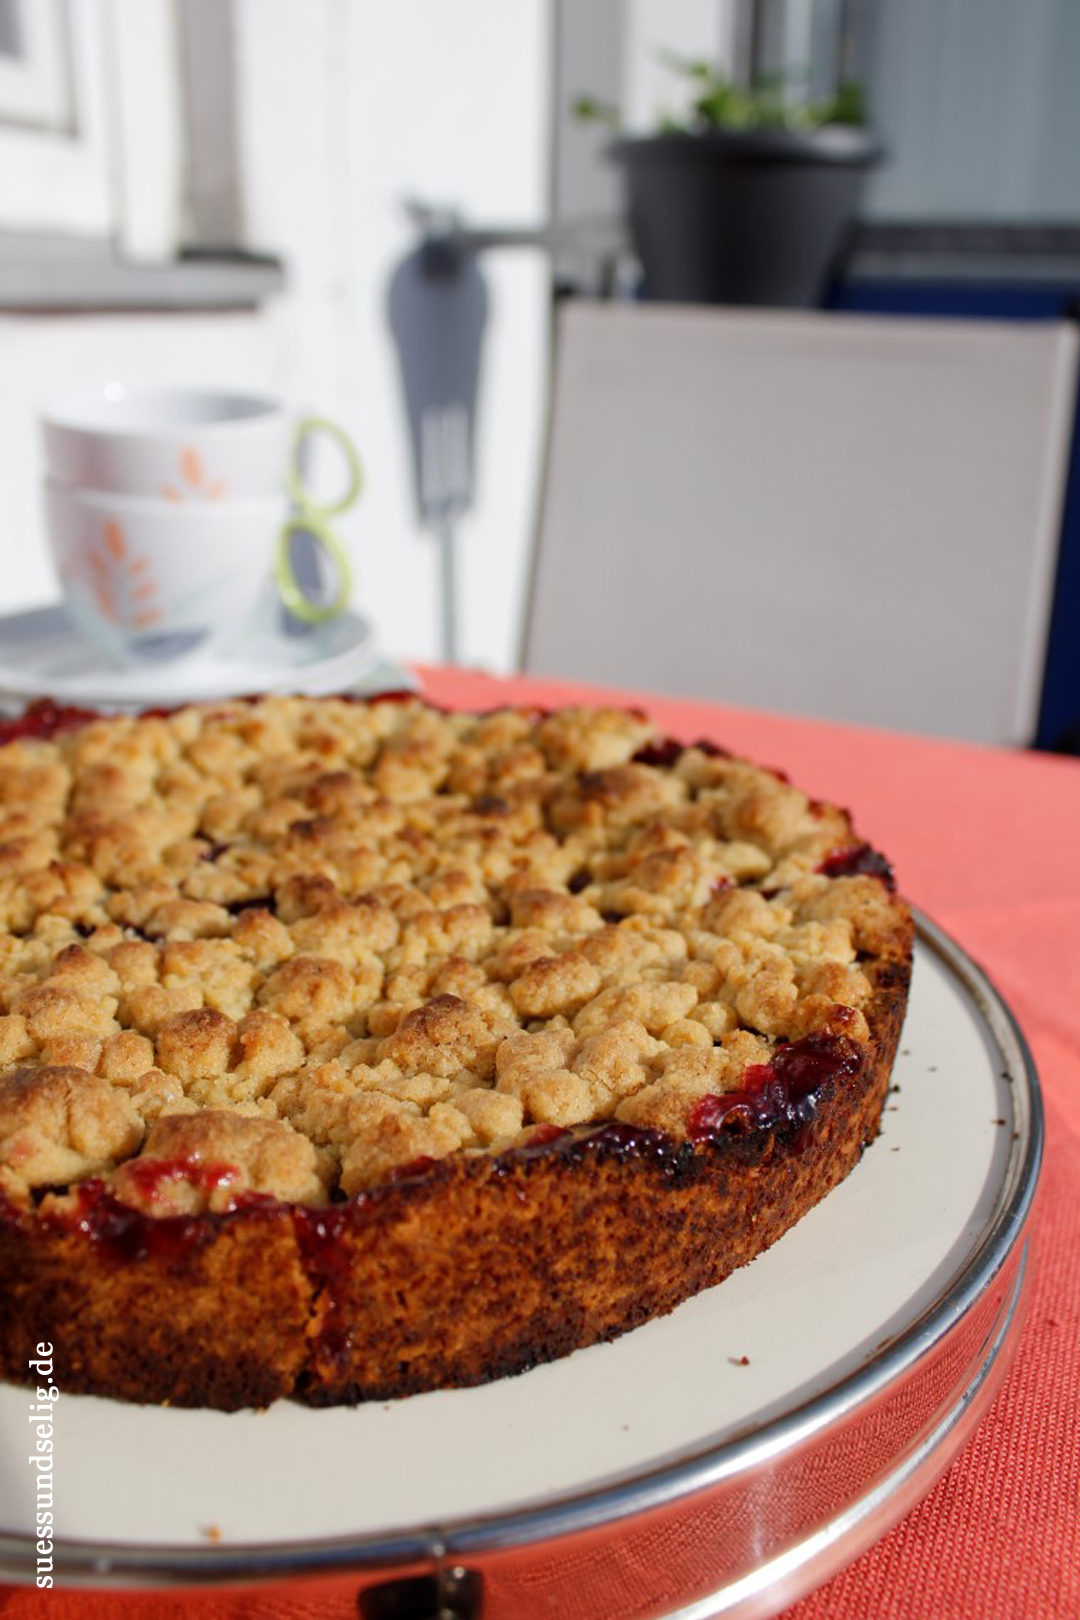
[817,843,896,891]
[51,1179,219,1263]
[293,1205,360,1372]
[343,688,418,706]
[387,1154,440,1183]
[31,1159,284,1264]
[632,738,684,768]
[224,895,277,916]
[497,1120,682,1176]
[632,736,733,769]
[121,1155,241,1206]
[689,1033,863,1141]
[579,1120,681,1171]
[0,699,102,745]
[512,1124,571,1161]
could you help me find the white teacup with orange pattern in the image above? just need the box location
[44,480,292,664]
[41,384,295,500]
[40,384,362,663]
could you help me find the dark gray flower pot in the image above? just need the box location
[611,127,882,307]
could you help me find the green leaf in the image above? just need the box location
[821,80,868,127]
[654,48,715,81]
[576,53,868,136]
[570,94,621,129]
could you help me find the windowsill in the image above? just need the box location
[846,221,1080,287]
[0,233,285,311]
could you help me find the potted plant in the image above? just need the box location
[576,55,881,308]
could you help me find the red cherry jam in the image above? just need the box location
[580,1120,681,1171]
[633,739,685,768]
[492,1120,682,1178]
[632,736,732,769]
[0,699,102,744]
[38,1164,284,1264]
[293,1204,361,1372]
[121,1155,241,1206]
[54,1179,219,1263]
[512,1124,572,1161]
[387,1154,440,1183]
[817,843,896,891]
[689,1033,863,1141]
[351,688,421,706]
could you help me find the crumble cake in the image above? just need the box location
[0,695,912,1410]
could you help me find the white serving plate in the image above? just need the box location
[0,916,1041,1618]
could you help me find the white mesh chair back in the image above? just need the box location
[523,302,1078,744]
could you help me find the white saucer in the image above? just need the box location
[0,603,413,709]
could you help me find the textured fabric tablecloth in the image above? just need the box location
[3,667,1078,1620]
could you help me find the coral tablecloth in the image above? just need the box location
[3,666,1078,1620]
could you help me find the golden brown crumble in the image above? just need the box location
[0,697,902,1209]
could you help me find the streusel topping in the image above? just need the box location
[0,697,902,1212]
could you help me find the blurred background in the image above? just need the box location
[0,0,1079,747]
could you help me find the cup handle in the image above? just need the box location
[274,511,352,623]
[288,416,363,517]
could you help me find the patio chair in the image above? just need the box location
[522,301,1078,745]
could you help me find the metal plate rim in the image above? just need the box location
[664,1241,1031,1620]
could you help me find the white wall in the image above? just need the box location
[0,0,553,673]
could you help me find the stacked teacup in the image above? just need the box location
[41,385,359,666]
